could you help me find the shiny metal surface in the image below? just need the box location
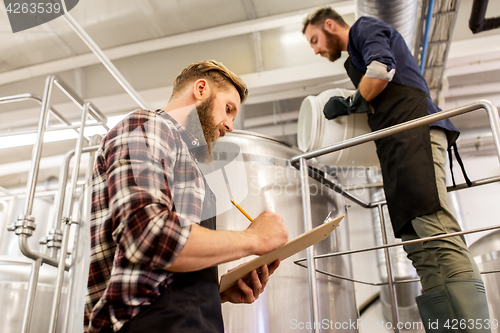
[376,204,401,332]
[368,171,421,324]
[356,0,419,48]
[49,102,90,333]
[470,230,500,331]
[61,10,150,110]
[300,157,321,333]
[215,131,358,333]
[23,75,55,217]
[0,198,67,333]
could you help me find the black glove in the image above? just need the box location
[323,90,373,120]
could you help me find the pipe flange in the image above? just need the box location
[46,229,63,249]
[48,229,63,240]
[46,240,62,249]
[14,215,37,236]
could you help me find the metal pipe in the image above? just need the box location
[61,190,86,333]
[0,122,107,138]
[53,78,109,130]
[61,135,100,333]
[66,103,90,219]
[295,223,500,261]
[21,258,42,333]
[469,0,500,33]
[299,158,320,333]
[18,235,68,268]
[420,0,435,73]
[296,263,500,286]
[303,166,373,208]
[294,261,420,286]
[60,3,150,110]
[447,175,500,192]
[48,148,77,259]
[484,99,500,162]
[290,100,500,164]
[377,204,400,331]
[0,93,71,126]
[357,0,419,48]
[0,185,16,196]
[22,75,55,217]
[294,262,500,287]
[16,75,74,268]
[412,0,428,60]
[53,150,77,232]
[48,102,90,333]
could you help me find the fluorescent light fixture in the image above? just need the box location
[280,30,307,46]
[0,115,126,150]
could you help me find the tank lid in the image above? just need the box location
[229,129,293,148]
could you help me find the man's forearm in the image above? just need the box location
[166,224,256,272]
[358,76,389,102]
[166,210,288,273]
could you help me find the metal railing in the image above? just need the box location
[2,75,107,333]
[0,92,107,137]
[290,100,500,333]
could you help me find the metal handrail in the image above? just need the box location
[60,4,150,110]
[294,222,500,264]
[48,102,90,333]
[0,93,72,126]
[7,75,105,333]
[0,92,108,137]
[292,100,500,333]
[290,100,500,165]
[294,262,500,287]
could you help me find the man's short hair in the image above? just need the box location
[172,60,248,103]
[302,7,348,33]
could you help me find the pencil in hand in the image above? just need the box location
[231,200,254,222]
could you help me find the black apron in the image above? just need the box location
[118,186,224,333]
[344,57,441,237]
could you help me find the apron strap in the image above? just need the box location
[448,143,472,188]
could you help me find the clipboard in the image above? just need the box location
[219,214,345,293]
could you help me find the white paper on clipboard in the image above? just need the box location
[219,214,344,293]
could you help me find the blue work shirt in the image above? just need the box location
[347,16,458,137]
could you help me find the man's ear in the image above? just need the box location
[323,19,336,34]
[193,79,209,101]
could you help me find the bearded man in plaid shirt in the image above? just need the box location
[84,60,289,333]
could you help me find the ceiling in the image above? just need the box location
[0,0,499,187]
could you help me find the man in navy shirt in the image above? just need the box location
[302,7,491,332]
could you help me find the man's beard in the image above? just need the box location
[322,28,342,62]
[185,94,226,163]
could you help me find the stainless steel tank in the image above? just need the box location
[469,229,500,332]
[209,130,358,333]
[0,196,67,333]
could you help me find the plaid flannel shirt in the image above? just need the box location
[84,109,207,333]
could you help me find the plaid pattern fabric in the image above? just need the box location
[84,109,206,333]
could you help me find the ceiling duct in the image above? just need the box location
[469,0,500,33]
[355,0,419,49]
